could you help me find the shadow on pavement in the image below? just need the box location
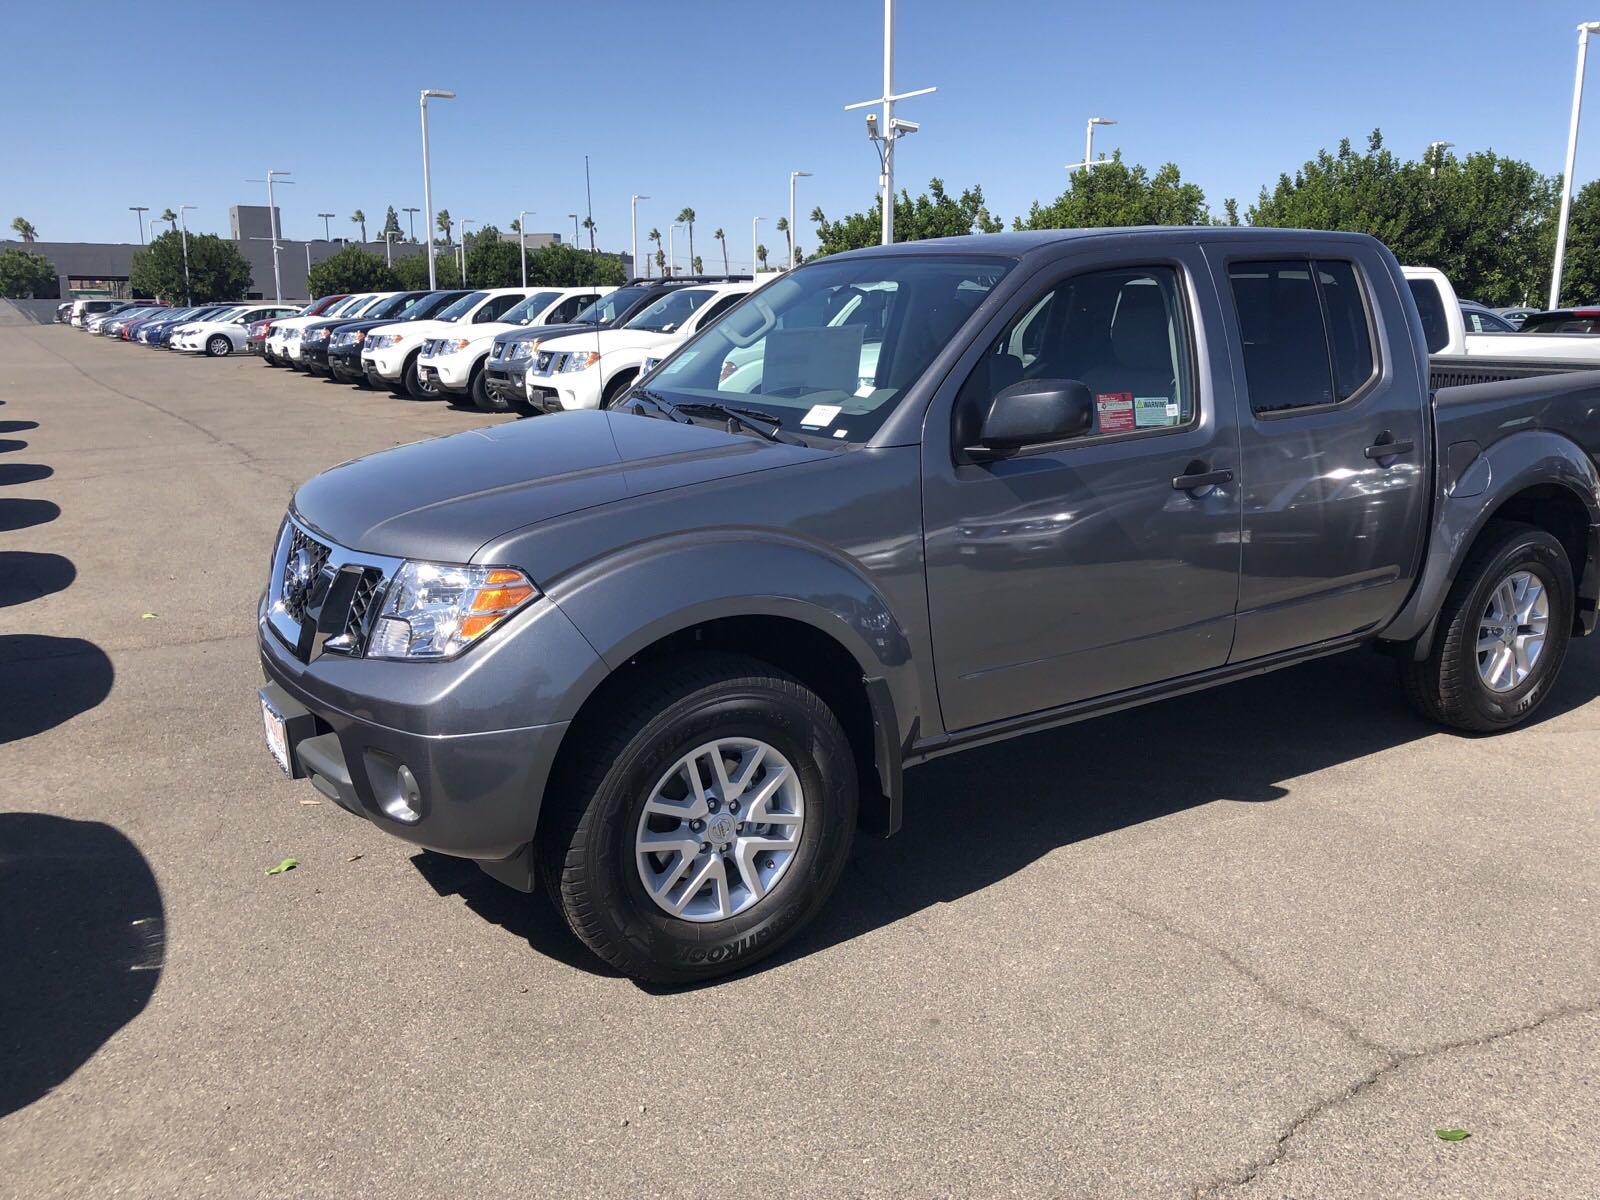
[0,463,51,486]
[0,552,75,607]
[0,420,38,433]
[0,499,59,532]
[0,439,28,454]
[0,814,165,1117]
[0,635,114,744]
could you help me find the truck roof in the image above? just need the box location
[828,226,1383,260]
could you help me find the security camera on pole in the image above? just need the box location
[845,0,936,245]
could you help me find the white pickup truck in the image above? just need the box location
[1403,267,1600,362]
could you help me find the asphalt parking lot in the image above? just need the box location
[1,321,1597,1199]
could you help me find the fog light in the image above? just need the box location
[385,764,423,824]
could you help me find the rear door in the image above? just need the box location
[1208,246,1430,662]
[921,244,1244,731]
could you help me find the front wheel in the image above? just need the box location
[1400,520,1574,732]
[471,366,506,413]
[539,653,858,983]
[403,353,437,400]
[206,334,232,358]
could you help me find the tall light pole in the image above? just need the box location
[752,216,765,273]
[419,88,456,290]
[178,205,197,305]
[129,206,148,244]
[246,170,294,304]
[459,219,475,285]
[317,212,335,240]
[568,213,579,245]
[402,206,420,242]
[383,229,398,268]
[630,194,649,281]
[304,243,312,281]
[787,171,812,269]
[517,208,535,287]
[1552,23,1600,310]
[668,222,683,277]
[845,0,936,245]
[1427,141,1454,178]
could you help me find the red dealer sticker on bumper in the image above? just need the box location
[1096,392,1134,433]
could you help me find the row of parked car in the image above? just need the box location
[248,275,763,415]
[64,298,303,354]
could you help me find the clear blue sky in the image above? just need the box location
[6,0,1600,273]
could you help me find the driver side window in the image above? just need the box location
[956,265,1193,447]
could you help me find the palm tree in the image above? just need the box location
[775,216,791,264]
[581,215,597,252]
[351,209,367,242]
[648,227,663,276]
[677,207,696,274]
[435,209,453,244]
[509,217,521,234]
[756,243,769,270]
[159,208,178,233]
[654,249,666,276]
[10,216,37,243]
[713,228,728,275]
[692,256,703,273]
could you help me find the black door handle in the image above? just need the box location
[1364,436,1415,460]
[1172,466,1233,491]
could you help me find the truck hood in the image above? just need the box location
[539,328,676,356]
[291,409,826,563]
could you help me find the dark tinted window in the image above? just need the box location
[1406,277,1450,353]
[405,291,469,320]
[474,293,526,322]
[692,292,749,329]
[1520,313,1600,334]
[1231,259,1375,414]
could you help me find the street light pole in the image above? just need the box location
[669,223,682,277]
[752,216,764,273]
[630,194,649,281]
[787,171,812,269]
[517,208,535,287]
[317,212,335,240]
[845,0,936,245]
[1427,141,1454,178]
[178,205,196,305]
[568,213,579,245]
[459,219,475,285]
[1552,23,1600,310]
[419,88,456,290]
[245,171,295,304]
[383,230,397,267]
[1066,117,1117,174]
[130,206,148,244]
[402,207,420,242]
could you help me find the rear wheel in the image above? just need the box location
[539,653,858,983]
[1400,521,1574,732]
[205,334,232,358]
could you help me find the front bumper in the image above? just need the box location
[528,369,600,413]
[303,344,332,372]
[329,346,366,380]
[485,357,530,402]
[417,354,472,393]
[361,347,407,384]
[256,612,586,865]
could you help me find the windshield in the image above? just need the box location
[642,255,1013,444]
[206,307,244,322]
[362,293,415,320]
[435,291,489,322]
[573,286,650,326]
[625,289,716,333]
[403,291,468,320]
[498,291,564,325]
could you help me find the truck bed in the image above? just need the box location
[1429,355,1600,391]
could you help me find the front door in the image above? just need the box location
[1210,251,1430,662]
[922,252,1244,733]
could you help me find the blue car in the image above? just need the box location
[138,305,236,348]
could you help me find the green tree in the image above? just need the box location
[391,250,462,290]
[1017,154,1209,230]
[509,216,521,234]
[435,208,453,244]
[0,248,56,297]
[10,217,38,243]
[756,243,769,270]
[525,243,627,286]
[677,207,696,273]
[581,214,597,252]
[1247,130,1554,306]
[811,178,1002,257]
[1555,178,1600,307]
[158,207,178,233]
[380,206,403,241]
[129,230,252,303]
[654,249,666,276]
[775,216,790,263]
[648,227,663,276]
[307,246,399,297]
[350,209,367,243]
[713,227,728,274]
[465,235,523,287]
[1221,197,1241,226]
[692,255,703,274]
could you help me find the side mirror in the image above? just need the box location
[968,379,1095,459]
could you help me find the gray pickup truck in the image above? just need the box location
[257,228,1600,982]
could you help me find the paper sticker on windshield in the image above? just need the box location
[801,404,842,428]
[1134,396,1179,427]
[1096,392,1135,433]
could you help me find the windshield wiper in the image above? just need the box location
[675,401,800,444]
[626,387,691,423]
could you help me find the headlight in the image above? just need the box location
[562,350,600,372]
[367,333,391,349]
[510,341,533,360]
[367,562,539,660]
[641,356,661,374]
[306,329,328,344]
[446,337,472,354]
[352,329,366,343]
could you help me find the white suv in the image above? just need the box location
[277,294,391,369]
[171,304,302,356]
[361,287,540,399]
[525,281,756,413]
[415,287,612,412]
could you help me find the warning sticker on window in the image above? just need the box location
[1135,396,1180,427]
[1096,392,1135,433]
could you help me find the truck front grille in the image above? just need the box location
[266,519,402,662]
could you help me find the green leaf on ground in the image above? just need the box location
[264,857,298,876]
[140,612,159,619]
[1435,1129,1471,1142]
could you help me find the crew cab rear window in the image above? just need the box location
[1405,277,1450,354]
[1230,260,1377,414]
[1520,313,1600,334]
